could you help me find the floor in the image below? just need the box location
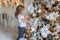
[0,24,18,40]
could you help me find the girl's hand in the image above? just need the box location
[21,18,28,23]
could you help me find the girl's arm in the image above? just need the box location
[21,17,28,23]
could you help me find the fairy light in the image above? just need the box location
[0,0,2,8]
[3,0,8,6]
[55,0,60,1]
[0,0,24,7]
[57,0,60,1]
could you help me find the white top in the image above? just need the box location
[33,18,39,28]
[40,25,51,38]
[51,0,55,4]
[46,12,59,21]
[40,28,47,38]
[46,1,52,9]
[27,4,34,14]
[18,15,26,27]
[19,38,27,40]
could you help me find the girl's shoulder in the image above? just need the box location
[18,15,24,18]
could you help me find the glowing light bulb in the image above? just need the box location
[0,0,2,8]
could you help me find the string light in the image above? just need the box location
[56,0,60,1]
[0,0,2,8]
[0,0,24,7]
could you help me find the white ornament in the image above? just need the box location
[38,9,41,13]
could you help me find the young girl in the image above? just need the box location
[15,5,28,40]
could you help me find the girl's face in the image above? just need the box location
[21,8,26,14]
[22,8,25,13]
